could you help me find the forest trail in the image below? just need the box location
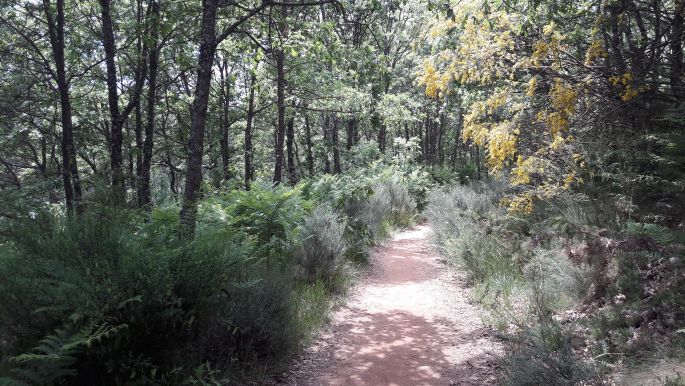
[282,224,501,386]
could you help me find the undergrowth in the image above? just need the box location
[0,165,428,385]
[427,183,685,385]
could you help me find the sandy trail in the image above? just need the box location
[282,224,501,386]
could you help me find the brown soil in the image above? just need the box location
[280,224,502,386]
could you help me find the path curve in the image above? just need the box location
[282,224,501,386]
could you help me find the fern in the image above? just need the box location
[625,222,676,246]
[6,323,126,385]
[0,378,29,386]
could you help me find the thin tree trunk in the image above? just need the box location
[346,118,356,150]
[43,0,82,212]
[670,0,684,100]
[100,0,147,203]
[438,112,445,165]
[135,97,144,192]
[138,0,160,208]
[332,115,342,174]
[273,4,290,185]
[179,0,218,237]
[100,0,124,201]
[304,113,314,176]
[286,113,297,184]
[134,0,144,196]
[273,48,287,185]
[378,123,386,153]
[219,58,231,181]
[474,144,481,180]
[244,73,256,190]
[422,102,430,164]
[323,114,331,173]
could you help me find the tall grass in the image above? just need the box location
[426,183,601,385]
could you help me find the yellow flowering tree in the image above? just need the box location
[416,1,620,213]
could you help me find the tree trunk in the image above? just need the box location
[332,115,342,174]
[346,117,356,150]
[244,73,256,190]
[424,114,431,163]
[286,113,297,184]
[438,112,445,165]
[273,48,287,185]
[323,114,331,173]
[474,144,481,180]
[179,0,218,237]
[304,113,314,176]
[219,58,231,181]
[670,0,684,100]
[133,0,144,196]
[137,0,160,208]
[100,0,124,201]
[43,0,82,213]
[100,0,147,203]
[378,122,386,153]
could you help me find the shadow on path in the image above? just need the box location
[282,225,501,386]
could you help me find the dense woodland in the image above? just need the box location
[0,0,684,384]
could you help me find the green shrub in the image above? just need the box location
[366,177,416,237]
[523,247,592,310]
[200,183,311,260]
[0,206,304,385]
[500,320,600,386]
[302,173,374,262]
[296,205,348,291]
[426,184,520,285]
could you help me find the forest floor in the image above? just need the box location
[279,224,502,386]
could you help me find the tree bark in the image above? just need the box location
[99,0,147,203]
[378,122,386,153]
[670,0,684,100]
[43,0,82,213]
[179,0,219,237]
[137,0,160,208]
[323,114,331,173]
[346,117,356,150]
[332,115,342,174]
[244,73,256,190]
[438,112,445,165]
[273,50,287,184]
[272,4,291,185]
[286,113,297,184]
[219,58,231,181]
[304,113,314,176]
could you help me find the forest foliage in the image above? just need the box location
[421,0,685,384]
[0,0,683,384]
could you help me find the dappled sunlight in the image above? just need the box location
[320,310,449,386]
[287,225,501,386]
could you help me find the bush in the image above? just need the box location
[199,183,311,260]
[0,206,304,385]
[523,247,592,311]
[365,177,416,237]
[500,320,600,386]
[427,183,611,383]
[302,173,374,263]
[426,184,520,285]
[296,205,348,291]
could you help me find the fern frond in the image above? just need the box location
[7,322,127,385]
[625,222,675,246]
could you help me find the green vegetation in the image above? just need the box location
[428,182,684,385]
[0,166,428,384]
[1,0,684,383]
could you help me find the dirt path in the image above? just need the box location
[281,224,502,386]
